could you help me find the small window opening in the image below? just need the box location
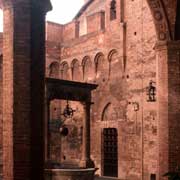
[150,174,156,180]
[110,0,116,20]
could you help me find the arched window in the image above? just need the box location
[94,52,108,81]
[61,62,70,80]
[108,50,122,79]
[49,62,59,78]
[71,59,82,81]
[102,103,112,121]
[110,0,116,21]
[82,56,93,82]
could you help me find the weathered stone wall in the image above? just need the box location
[81,0,105,18]
[46,22,63,43]
[87,11,105,34]
[79,0,105,36]
[62,21,77,42]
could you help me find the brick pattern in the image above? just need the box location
[87,11,105,34]
[1,1,49,179]
[46,0,158,179]
[0,0,179,180]
[156,41,180,179]
[46,22,63,43]
[45,1,180,180]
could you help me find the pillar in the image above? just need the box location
[156,41,180,179]
[2,0,51,179]
[0,55,2,177]
[45,95,50,161]
[80,102,94,168]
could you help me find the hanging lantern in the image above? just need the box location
[62,100,76,118]
[147,80,156,102]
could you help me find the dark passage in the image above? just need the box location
[175,0,180,40]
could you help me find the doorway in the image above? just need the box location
[103,128,118,177]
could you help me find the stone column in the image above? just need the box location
[80,102,94,168]
[45,94,51,161]
[156,41,180,179]
[0,55,2,178]
[2,0,51,179]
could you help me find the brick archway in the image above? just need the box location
[146,0,172,40]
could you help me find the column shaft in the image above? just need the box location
[156,41,180,179]
[2,1,51,179]
[80,102,94,168]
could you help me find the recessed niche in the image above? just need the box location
[150,174,156,180]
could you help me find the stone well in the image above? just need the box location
[44,168,97,180]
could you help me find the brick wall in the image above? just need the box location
[87,11,105,34]
[62,21,77,42]
[0,0,179,180]
[46,22,63,43]
[2,1,48,179]
[48,0,159,179]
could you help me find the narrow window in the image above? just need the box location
[110,0,116,20]
[72,60,82,81]
[49,62,59,78]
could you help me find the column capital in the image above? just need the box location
[155,40,180,51]
[32,0,52,14]
[1,0,52,14]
